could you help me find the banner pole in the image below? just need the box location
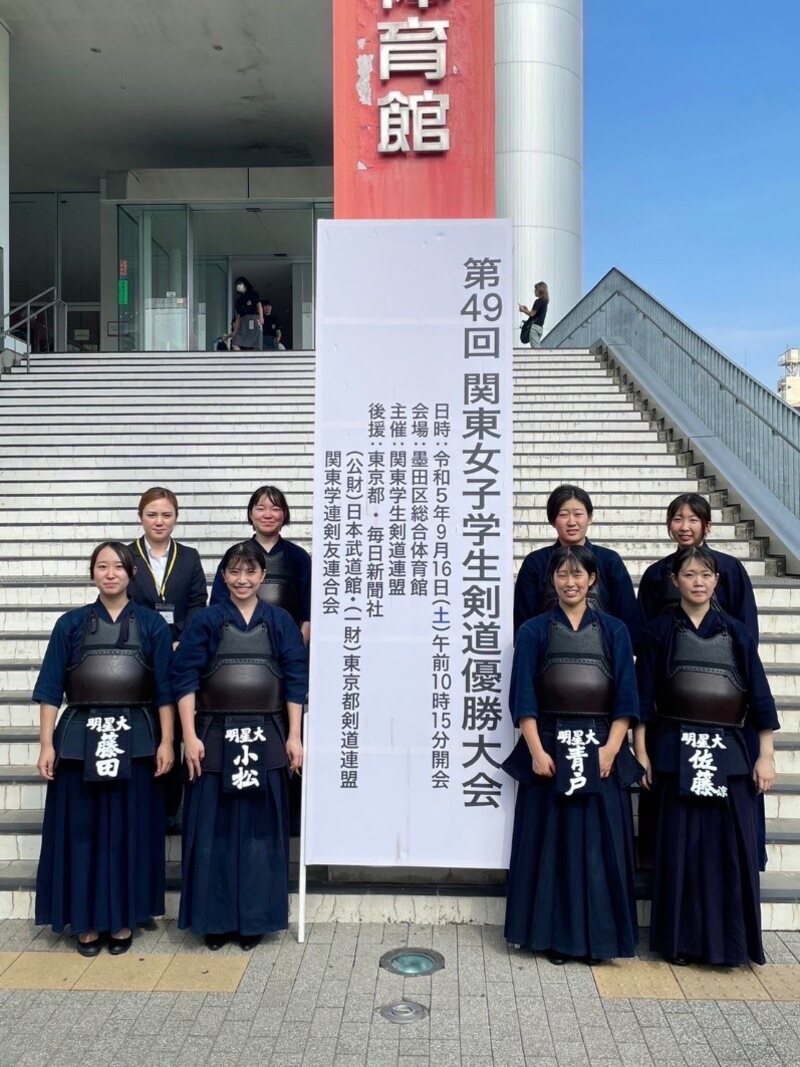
[297,703,310,943]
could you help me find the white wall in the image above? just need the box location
[495,0,583,331]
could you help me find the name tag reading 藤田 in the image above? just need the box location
[223,719,268,793]
[679,726,729,798]
[83,714,133,782]
[555,720,601,797]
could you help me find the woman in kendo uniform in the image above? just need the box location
[503,545,642,964]
[210,485,311,835]
[210,485,311,645]
[635,545,778,966]
[637,493,765,868]
[173,541,308,951]
[34,543,174,956]
[513,484,642,650]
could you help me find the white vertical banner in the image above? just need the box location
[306,219,514,869]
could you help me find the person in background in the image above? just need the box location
[127,486,208,822]
[519,281,549,348]
[503,545,641,964]
[34,542,174,956]
[514,484,642,650]
[173,540,307,951]
[261,299,281,352]
[230,277,263,351]
[635,546,777,967]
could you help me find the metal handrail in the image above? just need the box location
[1,292,66,372]
[2,286,56,323]
[544,268,800,527]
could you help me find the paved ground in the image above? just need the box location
[0,920,799,1066]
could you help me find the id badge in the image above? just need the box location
[679,725,729,799]
[156,602,175,626]
[83,714,133,782]
[554,718,601,798]
[223,716,268,793]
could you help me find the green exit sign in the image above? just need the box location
[118,279,129,306]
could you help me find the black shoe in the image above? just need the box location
[76,935,103,958]
[108,933,133,956]
[669,955,691,967]
[239,934,262,952]
[205,932,228,951]
[583,957,602,966]
[545,950,569,966]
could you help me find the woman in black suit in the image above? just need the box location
[128,486,208,817]
[127,487,208,647]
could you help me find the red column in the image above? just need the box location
[333,0,495,220]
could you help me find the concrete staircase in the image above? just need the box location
[0,347,798,928]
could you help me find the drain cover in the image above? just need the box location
[379,948,445,976]
[378,1000,429,1024]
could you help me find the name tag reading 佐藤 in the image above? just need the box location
[679,726,729,799]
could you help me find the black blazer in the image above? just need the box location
[127,539,208,642]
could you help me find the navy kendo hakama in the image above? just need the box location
[33,602,173,935]
[173,600,308,936]
[637,545,767,869]
[503,607,641,960]
[637,608,779,966]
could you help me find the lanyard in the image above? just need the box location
[136,538,178,600]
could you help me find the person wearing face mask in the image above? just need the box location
[513,484,642,650]
[230,276,263,351]
[634,546,778,967]
[127,487,208,822]
[172,541,308,951]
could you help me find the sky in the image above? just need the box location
[583,1,800,392]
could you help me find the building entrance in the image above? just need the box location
[116,201,329,353]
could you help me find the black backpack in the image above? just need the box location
[520,317,534,345]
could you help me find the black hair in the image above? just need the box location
[221,540,268,573]
[247,485,291,527]
[89,541,136,580]
[670,544,719,578]
[234,276,255,293]
[546,484,594,524]
[545,544,599,583]
[666,493,712,537]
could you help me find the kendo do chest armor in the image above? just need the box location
[537,619,614,717]
[256,547,301,624]
[196,621,284,715]
[660,626,747,727]
[65,615,154,706]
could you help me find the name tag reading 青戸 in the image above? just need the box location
[555,722,601,798]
